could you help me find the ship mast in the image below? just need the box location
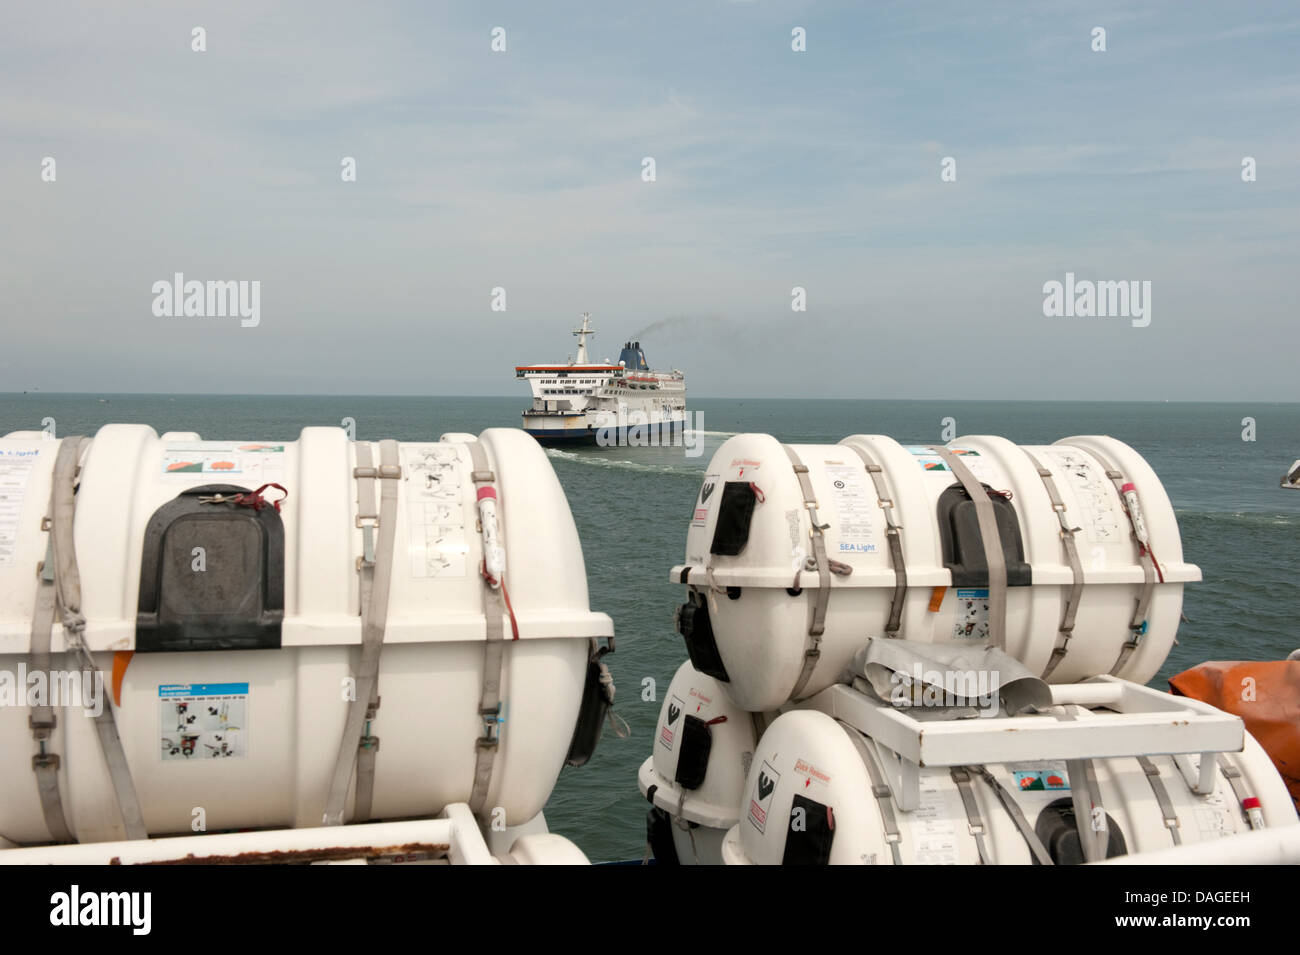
[573,312,593,364]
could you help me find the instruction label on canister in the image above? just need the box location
[403,445,468,578]
[0,448,37,567]
[1040,448,1123,544]
[159,683,248,761]
[659,694,686,751]
[823,462,877,554]
[161,442,285,479]
[747,760,780,833]
[1010,765,1070,791]
[911,774,960,864]
[692,475,719,528]
[952,588,990,640]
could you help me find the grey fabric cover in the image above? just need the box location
[844,638,1052,716]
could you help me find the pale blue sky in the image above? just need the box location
[2,1,1297,399]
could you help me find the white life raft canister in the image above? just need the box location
[0,425,613,844]
[674,434,1199,711]
[638,660,757,865]
[722,708,1296,865]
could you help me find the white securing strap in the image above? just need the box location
[44,437,148,841]
[1137,755,1182,845]
[468,439,510,815]
[1066,757,1108,863]
[783,445,830,700]
[1081,446,1157,676]
[1051,703,1109,863]
[974,767,1054,865]
[929,446,1007,652]
[323,440,400,826]
[350,441,391,822]
[840,724,903,865]
[949,767,992,864]
[844,442,907,637]
[29,519,73,843]
[1218,754,1264,830]
[1021,449,1084,679]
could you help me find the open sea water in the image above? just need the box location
[3,394,1298,862]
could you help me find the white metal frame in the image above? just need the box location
[798,676,1244,811]
[0,802,497,866]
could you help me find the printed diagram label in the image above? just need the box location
[748,760,780,833]
[692,475,719,528]
[0,448,38,567]
[1041,447,1123,544]
[911,773,961,864]
[953,588,990,640]
[659,694,686,750]
[404,446,468,578]
[1013,767,1070,791]
[824,462,877,553]
[1193,789,1234,839]
[905,445,981,472]
[162,442,285,479]
[159,683,248,760]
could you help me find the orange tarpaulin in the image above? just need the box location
[1170,660,1300,813]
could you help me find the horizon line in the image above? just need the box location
[2,392,1298,406]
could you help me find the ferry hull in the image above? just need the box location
[524,419,685,448]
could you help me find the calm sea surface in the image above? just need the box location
[3,394,1298,861]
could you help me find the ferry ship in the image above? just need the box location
[515,314,686,446]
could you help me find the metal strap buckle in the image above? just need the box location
[471,469,496,484]
[32,752,60,771]
[377,464,402,479]
[479,705,503,741]
[359,735,380,753]
[355,514,379,528]
[29,713,57,737]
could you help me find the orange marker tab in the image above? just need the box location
[928,586,947,613]
[111,651,134,707]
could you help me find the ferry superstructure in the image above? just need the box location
[515,314,687,446]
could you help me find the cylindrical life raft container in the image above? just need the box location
[674,433,1199,711]
[0,425,613,844]
[721,709,1297,865]
[638,661,757,865]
